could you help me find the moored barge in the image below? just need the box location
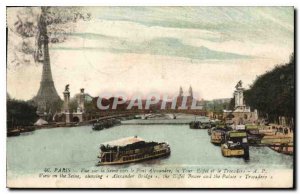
[210,125,231,145]
[269,143,293,155]
[97,136,171,165]
[7,129,21,137]
[221,131,250,160]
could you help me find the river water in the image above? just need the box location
[7,123,293,177]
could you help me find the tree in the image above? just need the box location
[205,99,230,112]
[228,96,235,110]
[7,99,38,129]
[244,53,294,124]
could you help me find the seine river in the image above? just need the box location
[7,123,293,176]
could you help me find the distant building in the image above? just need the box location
[176,86,194,109]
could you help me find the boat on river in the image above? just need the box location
[7,129,21,137]
[269,143,293,155]
[92,119,121,131]
[261,133,293,145]
[244,124,265,145]
[221,131,250,160]
[189,121,211,129]
[93,122,104,131]
[20,126,36,133]
[7,125,36,137]
[190,117,212,129]
[97,136,171,165]
[210,125,232,144]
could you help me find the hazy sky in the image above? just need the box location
[7,7,294,100]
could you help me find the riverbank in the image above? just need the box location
[8,113,204,135]
[7,113,138,136]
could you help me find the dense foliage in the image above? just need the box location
[228,97,235,111]
[244,54,294,123]
[205,100,230,112]
[7,99,38,129]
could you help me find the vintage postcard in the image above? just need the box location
[6,6,294,188]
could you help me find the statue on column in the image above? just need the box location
[235,80,242,89]
[65,84,70,92]
[63,84,70,114]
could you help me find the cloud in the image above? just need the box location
[52,33,251,61]
[130,37,251,60]
[88,7,293,44]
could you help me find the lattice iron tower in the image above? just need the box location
[32,7,61,114]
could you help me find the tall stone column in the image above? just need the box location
[78,88,85,113]
[63,85,71,123]
[234,90,243,108]
[63,91,70,112]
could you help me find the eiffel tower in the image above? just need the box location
[32,7,62,114]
